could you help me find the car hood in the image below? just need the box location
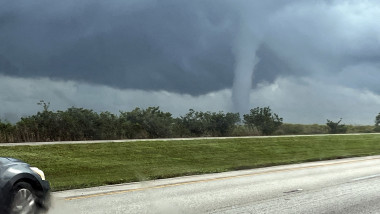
[0,157,25,166]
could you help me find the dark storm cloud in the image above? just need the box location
[0,0,297,95]
[1,0,380,95]
[0,0,239,94]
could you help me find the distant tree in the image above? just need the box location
[58,107,100,140]
[326,118,347,134]
[177,109,207,137]
[176,109,239,137]
[376,113,380,127]
[374,113,380,132]
[16,116,39,142]
[37,100,50,112]
[120,107,173,138]
[243,107,283,135]
[140,107,173,138]
[0,119,15,143]
[206,112,240,136]
[118,111,139,139]
[98,111,119,140]
[34,110,59,141]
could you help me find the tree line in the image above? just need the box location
[0,103,283,143]
[1,102,379,143]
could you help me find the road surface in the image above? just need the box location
[49,155,380,213]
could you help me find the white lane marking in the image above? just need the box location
[352,174,380,181]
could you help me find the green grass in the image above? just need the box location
[1,134,380,191]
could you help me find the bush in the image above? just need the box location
[346,125,375,133]
[275,124,305,135]
[275,124,329,135]
[176,109,240,137]
[326,119,347,134]
[243,107,283,135]
[376,113,380,126]
[231,125,260,136]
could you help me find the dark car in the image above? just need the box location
[0,157,50,214]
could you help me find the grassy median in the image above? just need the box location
[1,134,380,191]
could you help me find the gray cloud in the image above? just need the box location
[1,75,379,124]
[1,0,380,123]
[0,0,238,94]
[1,1,379,92]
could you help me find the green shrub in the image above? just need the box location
[326,119,347,134]
[374,126,380,133]
[231,125,260,136]
[243,107,283,135]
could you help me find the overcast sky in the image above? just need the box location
[1,0,380,124]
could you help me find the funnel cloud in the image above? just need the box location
[232,23,261,115]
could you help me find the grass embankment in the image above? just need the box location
[1,134,380,191]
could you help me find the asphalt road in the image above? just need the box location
[49,155,380,214]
